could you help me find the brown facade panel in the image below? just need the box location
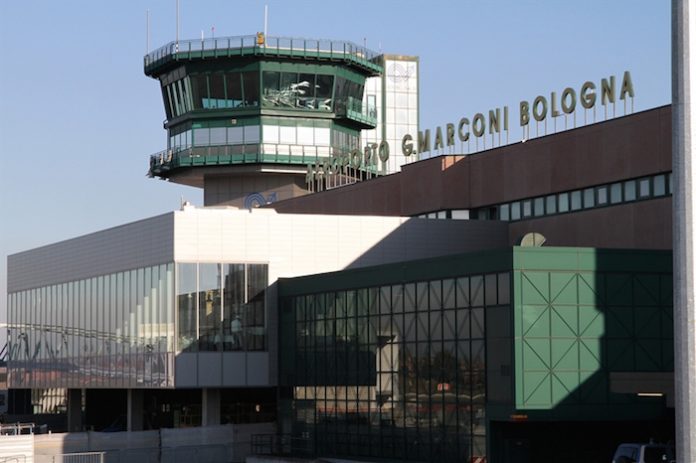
[271,106,671,218]
[507,197,672,249]
[449,105,672,208]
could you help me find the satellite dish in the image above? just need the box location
[520,232,547,247]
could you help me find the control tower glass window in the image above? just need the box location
[243,71,259,106]
[192,74,208,109]
[316,74,333,110]
[208,73,225,109]
[262,71,333,110]
[225,73,243,108]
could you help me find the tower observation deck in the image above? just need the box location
[145,35,383,208]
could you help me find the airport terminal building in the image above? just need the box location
[6,34,675,463]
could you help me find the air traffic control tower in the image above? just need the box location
[145,34,383,208]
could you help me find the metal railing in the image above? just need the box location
[0,456,27,463]
[335,96,378,125]
[145,35,383,75]
[148,143,340,176]
[50,452,104,463]
[251,433,311,457]
[0,423,37,435]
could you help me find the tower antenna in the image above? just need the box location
[264,4,268,37]
[145,9,150,54]
[176,0,180,49]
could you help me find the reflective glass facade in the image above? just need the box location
[281,272,510,462]
[8,261,269,388]
[8,263,176,389]
[177,263,268,352]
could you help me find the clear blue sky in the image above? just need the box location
[0,1,671,325]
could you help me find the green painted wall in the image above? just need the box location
[512,247,673,420]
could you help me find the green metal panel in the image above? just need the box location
[512,247,673,420]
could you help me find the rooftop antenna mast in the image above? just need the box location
[264,4,268,37]
[145,9,150,53]
[176,0,180,49]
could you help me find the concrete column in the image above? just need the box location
[202,388,221,426]
[127,389,144,431]
[672,1,696,461]
[67,389,83,432]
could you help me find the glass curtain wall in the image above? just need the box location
[8,263,175,389]
[176,262,268,352]
[283,272,509,463]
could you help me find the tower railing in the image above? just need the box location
[147,143,385,179]
[144,35,383,75]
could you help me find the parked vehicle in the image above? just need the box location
[612,443,675,463]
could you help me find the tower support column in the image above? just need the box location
[672,1,696,461]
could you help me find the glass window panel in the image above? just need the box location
[533,198,544,217]
[484,274,497,306]
[279,126,296,144]
[193,128,210,146]
[169,83,181,116]
[570,190,582,210]
[498,272,510,305]
[225,72,243,108]
[263,125,279,144]
[624,180,637,201]
[639,177,651,197]
[262,71,280,106]
[470,276,484,307]
[245,264,268,351]
[610,182,622,204]
[297,73,316,109]
[182,78,194,112]
[315,74,333,110]
[558,192,569,212]
[177,263,197,352]
[499,204,509,221]
[510,202,521,221]
[223,264,244,351]
[583,188,595,208]
[208,73,225,109]
[654,174,666,196]
[210,127,226,145]
[228,126,244,144]
[162,86,174,119]
[597,186,608,205]
[297,126,313,145]
[315,127,330,145]
[244,125,260,144]
[191,74,207,109]
[279,72,300,108]
[669,172,673,194]
[522,200,532,218]
[545,195,557,214]
[199,264,221,351]
[242,71,259,107]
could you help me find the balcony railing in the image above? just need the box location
[149,144,335,176]
[144,35,383,75]
[335,96,378,127]
[148,143,385,178]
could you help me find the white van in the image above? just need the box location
[612,443,675,463]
